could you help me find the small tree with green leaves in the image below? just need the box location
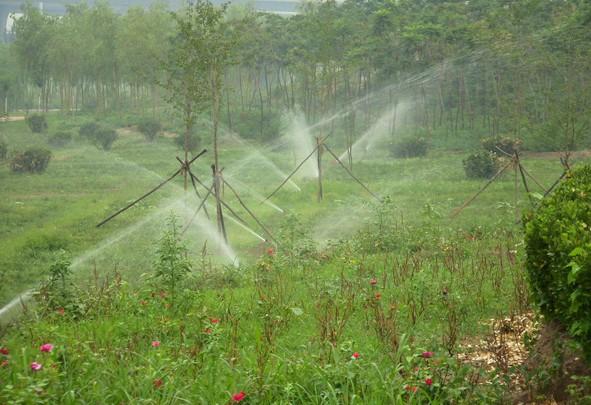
[37,250,75,313]
[154,214,192,304]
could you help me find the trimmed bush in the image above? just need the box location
[79,122,99,139]
[48,131,72,148]
[390,137,429,158]
[175,132,201,152]
[94,128,118,151]
[481,136,521,156]
[137,118,162,142]
[25,114,48,133]
[0,141,7,160]
[524,165,591,360]
[463,152,499,179]
[10,147,52,173]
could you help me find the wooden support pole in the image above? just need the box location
[317,136,323,202]
[212,165,228,243]
[324,144,380,201]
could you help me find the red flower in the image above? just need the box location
[210,318,220,324]
[375,292,382,301]
[140,300,148,306]
[204,328,213,334]
[0,347,8,356]
[232,391,246,402]
[425,378,433,386]
[151,340,161,348]
[267,247,275,256]
[370,278,377,286]
[153,378,163,389]
[56,308,65,315]
[404,385,418,393]
[351,352,360,360]
[422,351,434,358]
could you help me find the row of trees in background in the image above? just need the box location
[0,0,590,150]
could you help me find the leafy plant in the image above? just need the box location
[481,136,521,156]
[48,131,72,147]
[93,127,118,151]
[79,122,99,139]
[25,114,48,133]
[0,140,7,160]
[137,117,162,142]
[37,250,75,311]
[390,137,429,158]
[463,152,499,179]
[154,214,192,303]
[10,147,51,173]
[524,164,591,360]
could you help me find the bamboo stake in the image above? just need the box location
[263,144,320,203]
[317,136,323,202]
[324,145,380,201]
[519,163,547,192]
[224,179,278,245]
[451,159,513,218]
[212,165,228,243]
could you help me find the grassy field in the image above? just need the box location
[0,113,587,403]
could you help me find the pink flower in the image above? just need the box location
[40,343,54,353]
[422,351,434,358]
[0,347,8,356]
[1,360,8,367]
[210,318,220,324]
[204,328,213,335]
[267,247,275,256]
[351,352,360,360]
[425,378,433,386]
[30,362,42,371]
[232,391,246,402]
[370,278,377,286]
[56,307,65,315]
[151,340,161,348]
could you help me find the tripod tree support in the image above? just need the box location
[324,145,380,201]
[317,136,324,202]
[96,149,207,228]
[212,165,228,243]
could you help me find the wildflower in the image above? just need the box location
[210,318,220,324]
[351,352,360,360]
[422,351,434,358]
[375,292,382,301]
[370,278,377,286]
[204,328,213,335]
[40,343,54,353]
[0,347,8,356]
[151,341,161,348]
[1,360,8,367]
[267,247,275,256]
[153,378,163,389]
[404,385,418,393]
[425,378,433,386]
[30,362,42,371]
[232,391,246,402]
[56,308,65,315]
[140,300,148,306]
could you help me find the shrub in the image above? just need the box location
[390,137,429,158]
[463,152,499,179]
[524,165,591,360]
[10,147,52,173]
[137,118,162,142]
[481,136,521,156]
[94,127,118,151]
[48,131,72,148]
[25,114,48,133]
[0,141,7,160]
[229,109,282,141]
[175,132,201,152]
[79,122,99,139]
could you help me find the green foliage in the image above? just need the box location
[25,114,48,133]
[229,108,283,141]
[154,214,191,302]
[137,117,162,142]
[93,127,118,151]
[10,147,52,173]
[390,137,429,158]
[174,132,201,152]
[524,165,591,360]
[79,122,99,139]
[463,152,499,179]
[37,250,75,312]
[481,137,521,156]
[0,140,7,160]
[48,131,72,148]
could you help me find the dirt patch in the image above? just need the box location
[116,127,141,137]
[0,115,26,122]
[161,131,178,139]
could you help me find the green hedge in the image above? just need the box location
[10,147,52,173]
[524,165,591,360]
[462,152,499,179]
[389,137,429,158]
[25,114,48,133]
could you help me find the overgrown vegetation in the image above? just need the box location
[9,147,51,173]
[48,131,72,148]
[25,114,47,133]
[137,118,162,142]
[390,136,429,158]
[463,152,499,179]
